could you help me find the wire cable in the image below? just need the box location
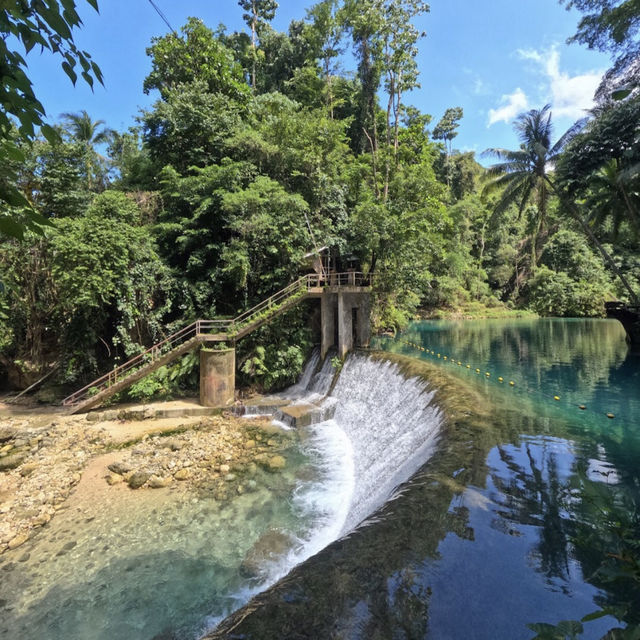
[146,0,176,34]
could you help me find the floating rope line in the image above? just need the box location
[393,336,619,422]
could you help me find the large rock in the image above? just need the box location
[108,461,132,476]
[173,468,190,481]
[128,471,149,489]
[148,475,172,488]
[0,426,17,443]
[240,529,296,578]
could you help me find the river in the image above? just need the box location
[211,318,640,639]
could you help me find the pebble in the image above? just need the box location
[7,533,29,550]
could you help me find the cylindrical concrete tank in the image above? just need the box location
[200,348,235,407]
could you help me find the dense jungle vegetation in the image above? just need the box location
[0,0,638,398]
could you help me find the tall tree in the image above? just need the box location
[61,110,112,189]
[485,105,639,302]
[144,17,249,101]
[380,0,429,199]
[238,0,279,91]
[432,107,463,157]
[306,0,344,118]
[433,106,463,189]
[483,105,578,270]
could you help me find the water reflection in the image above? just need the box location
[211,320,640,639]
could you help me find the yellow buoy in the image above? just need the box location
[498,377,503,382]
[458,361,462,365]
[485,372,490,377]
[475,368,480,373]
[509,381,515,386]
[444,356,448,360]
[554,396,560,401]
[607,413,615,419]
[431,350,435,355]
[437,354,441,358]
[578,405,586,410]
[466,364,471,369]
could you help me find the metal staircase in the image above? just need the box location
[62,273,370,414]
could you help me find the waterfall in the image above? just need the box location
[202,351,444,638]
[319,354,442,533]
[308,351,336,396]
[285,350,443,536]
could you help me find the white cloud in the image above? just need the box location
[487,88,529,126]
[517,46,603,119]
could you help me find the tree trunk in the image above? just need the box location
[547,177,639,305]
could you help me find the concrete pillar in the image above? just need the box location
[337,292,353,359]
[357,294,371,347]
[321,292,336,359]
[200,348,235,407]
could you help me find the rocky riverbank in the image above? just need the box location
[0,407,295,556]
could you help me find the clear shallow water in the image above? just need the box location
[211,319,640,639]
[0,350,443,640]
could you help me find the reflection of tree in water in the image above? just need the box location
[490,443,575,584]
[355,568,431,640]
[570,472,640,626]
[490,438,640,629]
[408,320,629,401]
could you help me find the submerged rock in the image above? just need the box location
[267,455,286,471]
[240,528,296,578]
[7,532,29,550]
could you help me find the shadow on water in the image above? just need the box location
[209,322,640,640]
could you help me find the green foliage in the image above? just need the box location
[127,352,199,401]
[0,0,102,236]
[237,309,312,391]
[3,4,640,399]
[528,266,609,317]
[144,17,249,101]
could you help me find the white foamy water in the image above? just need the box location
[329,354,443,532]
[202,351,443,637]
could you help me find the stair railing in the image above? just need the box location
[62,272,372,407]
[62,320,228,407]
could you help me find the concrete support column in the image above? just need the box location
[357,295,371,347]
[200,347,235,407]
[337,292,353,359]
[321,292,336,359]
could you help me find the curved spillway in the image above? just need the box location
[321,353,443,533]
[203,351,444,637]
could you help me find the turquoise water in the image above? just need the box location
[211,318,640,639]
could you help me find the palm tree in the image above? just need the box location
[61,110,112,146]
[484,105,639,305]
[587,158,640,240]
[482,104,581,271]
[61,110,113,190]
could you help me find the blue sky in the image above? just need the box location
[24,0,613,159]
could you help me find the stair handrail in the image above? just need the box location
[231,274,317,330]
[62,272,372,407]
[62,320,214,407]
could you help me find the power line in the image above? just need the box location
[146,0,176,34]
